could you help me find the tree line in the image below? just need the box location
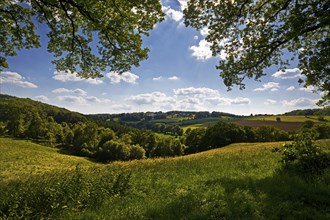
[1,95,329,162]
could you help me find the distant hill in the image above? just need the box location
[0,94,87,124]
[284,108,330,116]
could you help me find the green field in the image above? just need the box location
[1,138,330,219]
[245,115,330,122]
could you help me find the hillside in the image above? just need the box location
[1,138,330,219]
[0,94,86,124]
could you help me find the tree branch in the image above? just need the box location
[0,8,22,39]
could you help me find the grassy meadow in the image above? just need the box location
[245,115,330,122]
[1,138,330,219]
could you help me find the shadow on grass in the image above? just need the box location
[145,170,330,220]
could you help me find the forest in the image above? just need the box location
[1,94,329,163]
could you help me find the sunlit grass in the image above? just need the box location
[0,138,95,182]
[1,138,329,219]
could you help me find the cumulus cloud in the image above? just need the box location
[106,71,139,84]
[85,96,101,103]
[254,82,280,92]
[35,95,49,102]
[126,92,175,105]
[231,97,251,105]
[174,87,219,96]
[189,39,213,61]
[286,86,295,91]
[57,95,111,105]
[0,71,37,88]
[168,76,179,80]
[52,88,87,96]
[299,85,315,93]
[53,70,103,85]
[162,6,183,21]
[125,86,250,111]
[57,95,86,104]
[272,68,301,79]
[282,97,317,108]
[264,99,277,105]
[178,0,189,10]
[190,37,229,61]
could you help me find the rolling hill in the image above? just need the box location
[1,137,329,219]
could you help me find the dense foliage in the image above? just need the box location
[184,0,330,105]
[276,130,330,177]
[0,0,164,76]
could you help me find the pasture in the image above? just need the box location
[1,138,330,219]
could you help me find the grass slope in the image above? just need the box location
[0,138,94,182]
[1,138,330,219]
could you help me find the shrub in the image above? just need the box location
[279,131,330,178]
[129,144,146,160]
[97,140,131,162]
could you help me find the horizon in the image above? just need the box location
[0,0,325,115]
[1,93,322,117]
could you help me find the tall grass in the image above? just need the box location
[1,138,330,219]
[0,166,131,219]
[63,141,330,219]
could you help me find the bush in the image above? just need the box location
[97,140,131,162]
[129,144,146,160]
[279,131,330,177]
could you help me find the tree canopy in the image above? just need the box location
[184,0,330,105]
[0,0,164,77]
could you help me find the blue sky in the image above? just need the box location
[0,0,323,115]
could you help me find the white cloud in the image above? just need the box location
[231,97,251,105]
[52,88,87,96]
[53,70,103,85]
[35,95,49,102]
[106,71,139,84]
[153,76,163,81]
[126,92,175,105]
[57,95,86,104]
[272,68,301,79]
[178,0,189,10]
[0,71,37,88]
[174,87,219,96]
[200,27,209,36]
[73,88,87,96]
[52,88,71,93]
[299,85,315,93]
[254,82,280,91]
[85,96,101,103]
[286,86,295,91]
[193,35,199,40]
[264,99,277,105]
[168,76,179,80]
[282,97,317,108]
[190,39,213,61]
[125,86,250,111]
[153,76,179,81]
[85,78,103,85]
[205,97,251,105]
[57,95,111,105]
[111,104,133,112]
[162,6,183,21]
